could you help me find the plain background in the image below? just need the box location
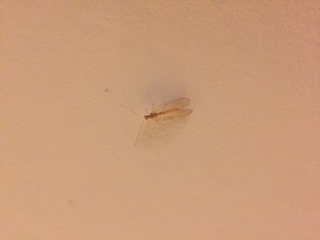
[1,1,320,239]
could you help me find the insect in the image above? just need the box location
[121,97,193,145]
[144,97,193,120]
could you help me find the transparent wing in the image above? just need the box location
[152,97,191,113]
[154,109,193,121]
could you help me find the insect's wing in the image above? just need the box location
[152,97,191,113]
[155,109,193,121]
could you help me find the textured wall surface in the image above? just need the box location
[1,1,320,239]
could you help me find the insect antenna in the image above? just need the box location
[134,119,145,145]
[119,104,142,117]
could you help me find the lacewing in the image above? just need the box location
[144,97,192,120]
[135,97,193,145]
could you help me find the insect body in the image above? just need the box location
[120,97,192,145]
[144,97,192,120]
[136,97,192,144]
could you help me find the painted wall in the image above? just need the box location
[1,1,319,239]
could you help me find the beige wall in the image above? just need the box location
[1,1,319,239]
